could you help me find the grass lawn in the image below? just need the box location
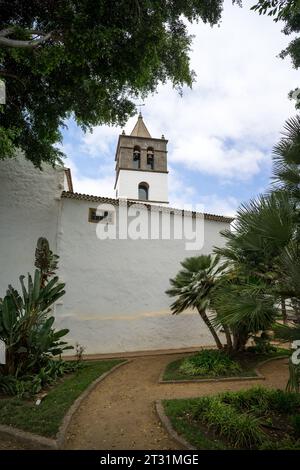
[162,348,290,381]
[163,387,300,450]
[0,359,123,438]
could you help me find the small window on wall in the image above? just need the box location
[89,208,114,224]
[138,182,149,201]
[133,146,141,169]
[147,147,154,170]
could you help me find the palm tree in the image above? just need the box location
[211,272,278,351]
[272,115,300,201]
[215,190,296,322]
[210,115,300,383]
[166,254,224,350]
[215,191,296,276]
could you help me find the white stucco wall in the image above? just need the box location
[116,169,168,203]
[0,157,230,355]
[55,197,230,354]
[0,156,64,292]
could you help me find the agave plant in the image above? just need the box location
[35,237,59,287]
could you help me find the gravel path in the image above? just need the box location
[63,354,289,450]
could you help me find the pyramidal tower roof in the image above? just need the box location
[130,113,151,138]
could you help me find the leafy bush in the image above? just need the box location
[221,387,300,414]
[291,415,300,439]
[192,396,264,448]
[179,349,242,377]
[0,238,73,377]
[247,333,277,355]
[165,386,300,450]
[182,388,300,449]
[269,389,300,413]
[259,439,300,450]
[221,387,273,415]
[0,360,82,397]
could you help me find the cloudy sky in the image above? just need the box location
[61,1,299,217]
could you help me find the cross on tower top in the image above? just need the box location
[136,103,145,117]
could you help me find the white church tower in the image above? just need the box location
[114,114,169,204]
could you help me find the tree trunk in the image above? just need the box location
[223,325,233,351]
[232,330,248,352]
[281,298,288,324]
[197,308,223,350]
[5,348,15,376]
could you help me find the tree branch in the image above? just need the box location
[0,27,53,48]
[0,70,25,87]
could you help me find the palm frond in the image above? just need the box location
[272,115,300,195]
[273,322,300,342]
[166,254,222,315]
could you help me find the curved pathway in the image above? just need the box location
[64,354,289,450]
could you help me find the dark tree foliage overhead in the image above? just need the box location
[252,1,300,105]
[0,0,224,167]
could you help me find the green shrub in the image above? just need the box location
[221,387,272,413]
[220,387,300,414]
[165,387,300,450]
[0,238,73,377]
[179,349,242,377]
[259,438,300,450]
[192,396,264,448]
[0,360,82,397]
[247,333,277,355]
[269,389,300,413]
[291,415,300,439]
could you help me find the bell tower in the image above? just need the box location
[114,114,169,204]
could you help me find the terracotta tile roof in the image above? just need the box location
[61,191,234,223]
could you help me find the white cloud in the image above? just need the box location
[64,150,115,197]
[168,166,238,216]
[73,3,298,181]
[197,194,238,217]
[80,126,120,158]
[62,2,299,210]
[72,173,115,198]
[171,136,266,179]
[167,166,197,208]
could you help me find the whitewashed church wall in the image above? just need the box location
[55,198,230,354]
[0,156,64,294]
[0,156,231,355]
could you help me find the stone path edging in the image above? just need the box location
[155,401,196,451]
[158,355,288,384]
[0,359,129,450]
[0,424,57,450]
